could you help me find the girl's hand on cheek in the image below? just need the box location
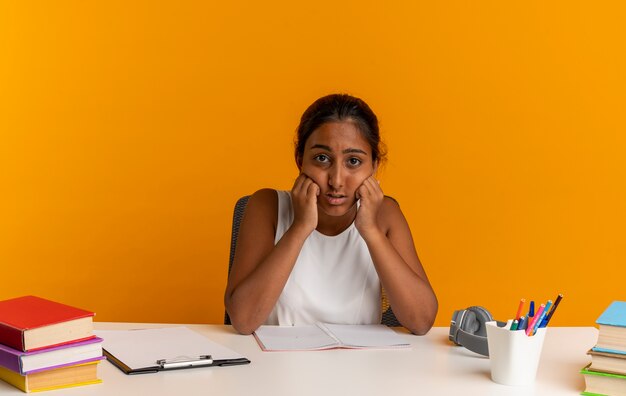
[290,173,320,236]
[355,176,384,238]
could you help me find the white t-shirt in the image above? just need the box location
[265,190,382,326]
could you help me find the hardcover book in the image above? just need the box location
[0,337,103,375]
[588,349,626,376]
[581,364,626,396]
[0,296,95,352]
[596,301,626,354]
[0,360,102,393]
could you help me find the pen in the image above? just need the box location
[541,294,563,327]
[517,315,527,330]
[515,299,526,320]
[156,355,213,370]
[510,320,519,331]
[530,300,551,335]
[527,301,535,330]
[526,304,545,336]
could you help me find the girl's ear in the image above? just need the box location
[296,154,303,170]
[373,159,379,175]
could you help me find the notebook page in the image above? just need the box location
[253,325,339,351]
[321,324,410,348]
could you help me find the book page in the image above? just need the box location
[253,325,339,351]
[321,324,410,348]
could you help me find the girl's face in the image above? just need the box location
[299,121,377,217]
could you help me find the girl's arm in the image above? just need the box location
[356,178,438,335]
[224,177,319,334]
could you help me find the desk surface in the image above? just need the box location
[0,323,597,396]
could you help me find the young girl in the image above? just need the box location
[224,94,437,335]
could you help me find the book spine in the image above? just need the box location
[0,366,27,392]
[0,347,22,373]
[0,323,24,352]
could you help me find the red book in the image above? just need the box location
[0,296,95,352]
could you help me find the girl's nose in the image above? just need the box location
[328,165,344,188]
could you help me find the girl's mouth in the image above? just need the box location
[325,193,347,205]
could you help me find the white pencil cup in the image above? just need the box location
[485,321,547,386]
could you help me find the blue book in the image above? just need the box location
[596,301,626,353]
[597,301,626,327]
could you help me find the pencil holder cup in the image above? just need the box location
[485,321,547,386]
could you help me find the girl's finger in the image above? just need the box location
[307,181,320,198]
[292,173,307,193]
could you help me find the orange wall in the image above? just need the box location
[1,2,624,327]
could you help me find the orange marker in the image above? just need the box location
[515,298,526,320]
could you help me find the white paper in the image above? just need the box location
[254,323,409,351]
[253,325,338,351]
[94,327,245,370]
[321,324,409,348]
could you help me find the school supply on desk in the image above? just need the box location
[579,301,626,395]
[594,300,626,354]
[485,320,547,386]
[0,336,103,375]
[94,327,250,374]
[588,349,626,376]
[0,360,102,393]
[449,295,562,358]
[0,296,95,352]
[253,323,409,351]
[540,293,562,327]
[477,294,562,386]
[510,294,563,336]
[0,296,102,393]
[581,364,626,396]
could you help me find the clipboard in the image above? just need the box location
[94,327,250,375]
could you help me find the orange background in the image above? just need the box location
[1,1,624,327]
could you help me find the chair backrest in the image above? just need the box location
[224,195,401,327]
[224,195,250,325]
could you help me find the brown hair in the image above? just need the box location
[295,94,386,167]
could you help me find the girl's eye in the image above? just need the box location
[348,157,362,167]
[315,154,330,163]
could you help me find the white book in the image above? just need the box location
[253,323,410,351]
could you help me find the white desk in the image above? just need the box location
[0,323,597,396]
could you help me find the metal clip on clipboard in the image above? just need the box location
[156,355,213,370]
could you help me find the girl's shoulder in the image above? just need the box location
[248,188,279,209]
[381,195,402,213]
[243,189,279,224]
[379,195,407,231]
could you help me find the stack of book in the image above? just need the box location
[0,296,103,393]
[581,301,626,396]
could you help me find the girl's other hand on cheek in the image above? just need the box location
[355,176,384,238]
[290,173,320,236]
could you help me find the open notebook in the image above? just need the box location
[253,323,410,351]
